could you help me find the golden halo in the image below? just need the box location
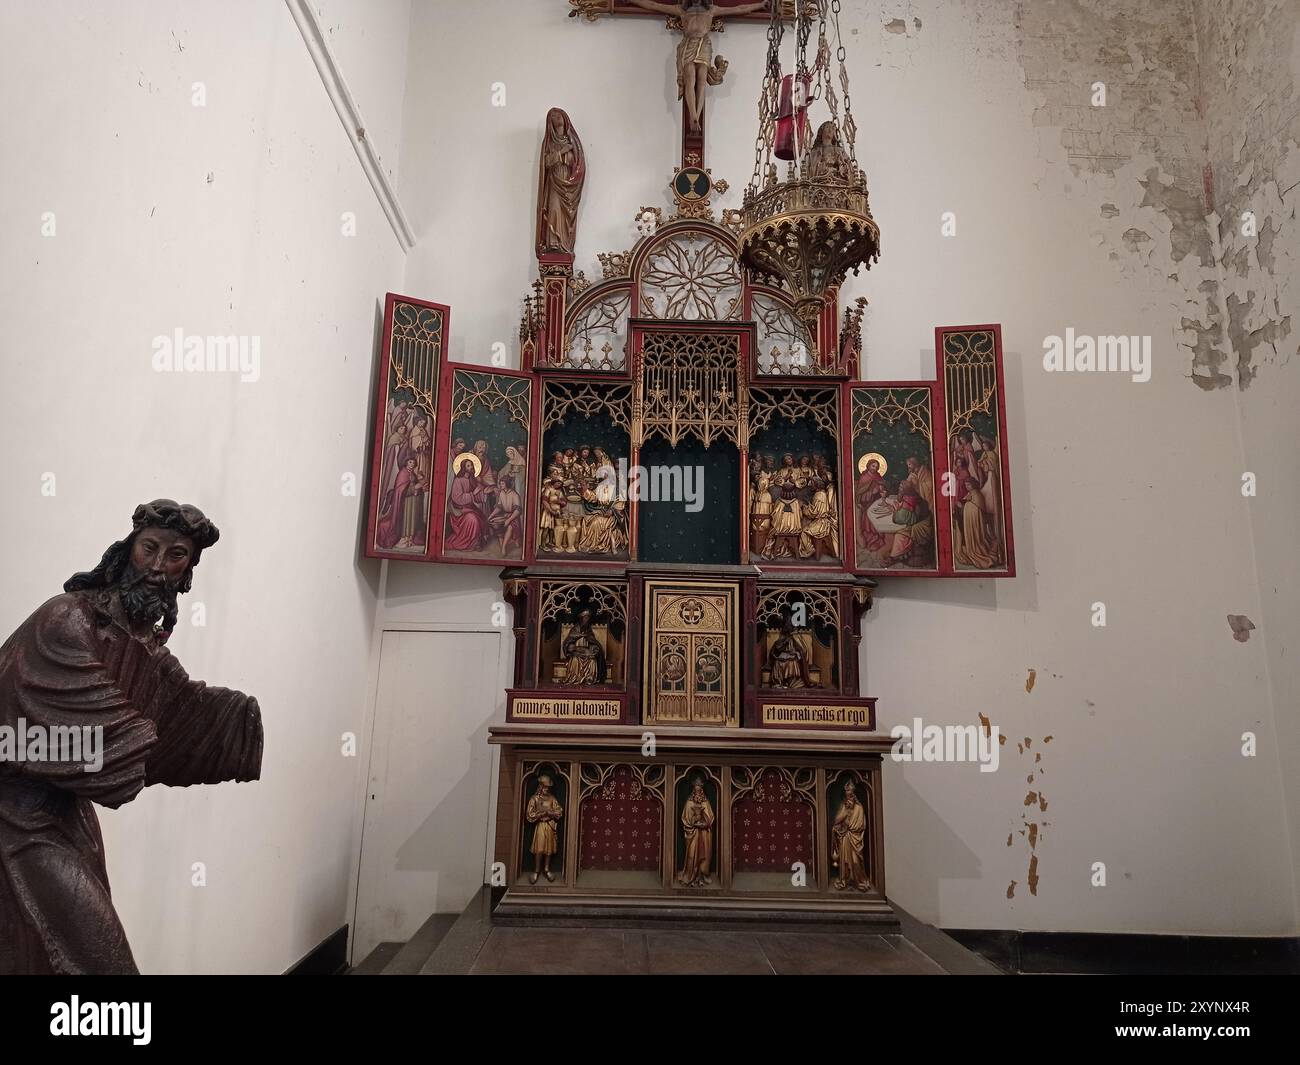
[858,452,888,476]
[451,451,482,477]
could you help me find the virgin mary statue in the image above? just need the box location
[537,108,586,256]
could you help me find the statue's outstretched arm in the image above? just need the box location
[625,0,682,16]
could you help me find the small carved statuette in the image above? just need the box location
[625,1,772,132]
[526,773,564,883]
[677,777,715,885]
[765,614,811,689]
[831,778,869,892]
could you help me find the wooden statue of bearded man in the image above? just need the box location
[0,499,263,974]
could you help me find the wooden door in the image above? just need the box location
[643,580,739,726]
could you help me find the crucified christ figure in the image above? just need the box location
[626,0,772,133]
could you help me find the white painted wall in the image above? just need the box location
[0,0,410,972]
[1195,0,1300,931]
[2,0,1295,974]
[395,0,1298,935]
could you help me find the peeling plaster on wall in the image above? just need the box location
[1007,736,1052,899]
[1017,0,1203,192]
[875,3,923,69]
[1195,0,1300,388]
[1014,0,1251,390]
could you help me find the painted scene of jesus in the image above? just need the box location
[443,437,529,560]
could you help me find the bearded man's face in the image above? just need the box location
[119,528,194,625]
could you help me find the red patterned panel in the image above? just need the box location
[580,765,662,872]
[732,769,814,873]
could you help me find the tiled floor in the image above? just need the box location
[466,927,947,975]
[419,889,1000,975]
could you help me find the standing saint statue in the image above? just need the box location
[831,778,869,892]
[526,773,564,883]
[625,1,773,133]
[0,500,263,974]
[537,107,586,255]
[677,777,715,885]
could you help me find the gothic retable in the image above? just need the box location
[361,29,1015,921]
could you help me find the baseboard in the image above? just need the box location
[284,925,350,976]
[945,928,1300,975]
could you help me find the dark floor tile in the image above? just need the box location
[758,931,946,974]
[470,927,633,975]
[643,931,775,974]
[623,931,650,975]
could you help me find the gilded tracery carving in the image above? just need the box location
[747,386,838,441]
[851,386,932,443]
[639,331,743,448]
[389,302,444,419]
[564,286,631,371]
[542,379,633,432]
[638,230,742,321]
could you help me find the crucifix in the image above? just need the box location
[570,0,781,167]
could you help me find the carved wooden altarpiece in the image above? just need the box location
[362,11,1015,927]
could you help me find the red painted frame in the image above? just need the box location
[934,324,1016,578]
[363,292,451,564]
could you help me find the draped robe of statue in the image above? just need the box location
[677,790,715,885]
[767,629,811,689]
[832,792,869,890]
[561,620,606,685]
[0,591,263,974]
[799,484,839,558]
[537,109,586,255]
[526,790,563,859]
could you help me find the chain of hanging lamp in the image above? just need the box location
[740,0,880,332]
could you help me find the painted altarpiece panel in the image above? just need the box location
[939,325,1015,576]
[441,367,534,563]
[847,385,940,574]
[364,294,448,562]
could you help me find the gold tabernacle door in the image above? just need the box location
[644,578,740,727]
